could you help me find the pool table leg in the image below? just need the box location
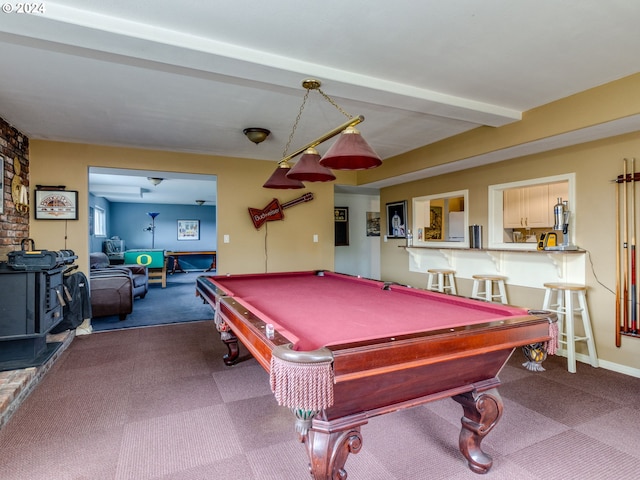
[214,318,250,366]
[222,337,240,366]
[301,417,366,480]
[453,388,503,474]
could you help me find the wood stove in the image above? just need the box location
[0,250,76,371]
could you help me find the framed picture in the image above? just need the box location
[366,211,380,237]
[424,206,443,240]
[386,200,407,238]
[334,207,349,246]
[177,219,200,240]
[34,189,78,220]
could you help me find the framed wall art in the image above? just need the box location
[386,200,407,238]
[177,219,200,240]
[34,189,78,220]
[424,206,443,240]
[366,211,380,237]
[334,207,349,246]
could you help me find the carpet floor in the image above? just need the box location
[1,321,639,479]
[91,272,213,331]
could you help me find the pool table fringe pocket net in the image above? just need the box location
[521,310,559,372]
[213,297,234,340]
[270,344,335,413]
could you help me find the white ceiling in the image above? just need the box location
[89,167,217,206]
[1,1,640,203]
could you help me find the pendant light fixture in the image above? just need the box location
[262,161,305,189]
[287,147,336,182]
[263,79,382,189]
[319,125,382,170]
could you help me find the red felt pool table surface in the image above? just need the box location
[202,270,529,351]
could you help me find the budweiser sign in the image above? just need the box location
[248,193,314,229]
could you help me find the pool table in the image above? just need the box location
[196,271,554,479]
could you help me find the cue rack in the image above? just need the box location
[615,158,640,346]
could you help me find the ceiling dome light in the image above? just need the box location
[243,128,271,144]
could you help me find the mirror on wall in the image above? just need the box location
[412,190,468,247]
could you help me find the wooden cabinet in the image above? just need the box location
[548,182,569,207]
[525,184,550,227]
[504,184,550,228]
[503,188,526,228]
[503,182,569,229]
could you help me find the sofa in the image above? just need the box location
[89,252,149,320]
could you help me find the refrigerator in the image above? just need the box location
[448,211,465,241]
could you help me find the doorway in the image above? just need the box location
[88,167,217,331]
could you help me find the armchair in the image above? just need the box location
[89,252,149,320]
[90,252,148,299]
[89,269,133,320]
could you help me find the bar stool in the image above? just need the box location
[542,283,598,373]
[427,269,457,295]
[471,274,508,304]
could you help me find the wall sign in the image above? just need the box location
[34,189,78,220]
[248,193,314,229]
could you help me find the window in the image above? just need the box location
[488,173,575,249]
[94,206,106,237]
[411,190,468,247]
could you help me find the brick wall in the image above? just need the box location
[0,116,29,258]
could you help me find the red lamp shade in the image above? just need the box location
[286,148,336,182]
[263,162,305,189]
[319,126,382,170]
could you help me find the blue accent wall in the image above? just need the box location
[110,203,217,251]
[88,196,217,269]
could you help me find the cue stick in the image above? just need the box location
[631,158,638,333]
[623,158,629,333]
[616,172,622,347]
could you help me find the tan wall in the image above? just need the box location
[380,131,640,372]
[29,141,336,275]
[359,73,640,185]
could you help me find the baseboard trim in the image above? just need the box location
[555,349,640,378]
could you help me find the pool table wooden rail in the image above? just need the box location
[196,277,292,368]
[297,315,548,422]
[328,315,550,379]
